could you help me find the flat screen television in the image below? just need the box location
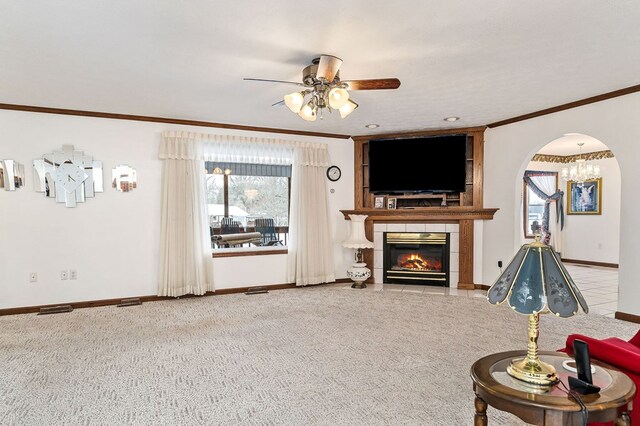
[368,134,467,194]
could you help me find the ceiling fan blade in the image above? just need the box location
[271,100,285,107]
[342,78,401,90]
[244,78,304,86]
[316,55,343,82]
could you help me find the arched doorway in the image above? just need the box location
[519,133,621,317]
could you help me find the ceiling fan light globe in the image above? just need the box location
[299,104,317,122]
[284,92,304,113]
[328,87,349,109]
[339,99,358,118]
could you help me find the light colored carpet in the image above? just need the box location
[0,287,637,425]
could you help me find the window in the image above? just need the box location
[206,162,291,249]
[523,172,557,238]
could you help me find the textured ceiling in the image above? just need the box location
[2,1,640,137]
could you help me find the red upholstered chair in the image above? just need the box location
[563,331,640,425]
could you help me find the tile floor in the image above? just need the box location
[334,263,619,318]
[564,264,618,318]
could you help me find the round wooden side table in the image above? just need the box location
[470,350,636,425]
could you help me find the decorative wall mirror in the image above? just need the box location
[0,160,25,191]
[112,165,137,192]
[33,145,103,207]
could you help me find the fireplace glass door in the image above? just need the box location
[383,232,450,286]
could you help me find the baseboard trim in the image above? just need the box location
[0,279,357,316]
[0,282,304,316]
[561,258,619,269]
[614,311,640,324]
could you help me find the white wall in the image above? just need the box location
[0,110,354,309]
[523,158,621,264]
[483,91,640,316]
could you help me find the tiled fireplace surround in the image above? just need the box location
[373,222,460,287]
[341,208,498,289]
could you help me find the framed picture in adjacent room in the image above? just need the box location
[387,197,397,210]
[374,196,386,209]
[567,178,602,215]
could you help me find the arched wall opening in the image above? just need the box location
[515,133,621,266]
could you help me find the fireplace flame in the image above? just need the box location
[397,253,442,271]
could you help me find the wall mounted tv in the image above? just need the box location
[368,134,467,194]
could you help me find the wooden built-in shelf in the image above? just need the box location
[347,127,496,289]
[352,126,486,210]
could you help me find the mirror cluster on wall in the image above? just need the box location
[3,146,137,206]
[0,160,26,191]
[33,145,104,207]
[112,165,137,192]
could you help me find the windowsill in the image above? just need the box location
[212,246,288,258]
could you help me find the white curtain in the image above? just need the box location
[529,174,563,253]
[288,144,336,286]
[158,131,214,296]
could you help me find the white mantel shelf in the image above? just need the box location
[340,207,499,222]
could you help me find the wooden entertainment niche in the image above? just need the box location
[342,126,498,289]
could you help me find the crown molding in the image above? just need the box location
[0,103,352,140]
[487,84,640,128]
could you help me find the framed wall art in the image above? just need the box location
[567,178,602,215]
[374,195,386,209]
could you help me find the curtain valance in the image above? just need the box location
[160,131,329,166]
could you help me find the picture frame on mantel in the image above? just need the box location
[374,195,386,209]
[387,197,397,210]
[567,178,602,215]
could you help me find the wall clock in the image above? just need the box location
[327,165,341,182]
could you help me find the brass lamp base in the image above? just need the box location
[507,356,557,386]
[506,313,558,387]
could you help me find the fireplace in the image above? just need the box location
[383,232,450,286]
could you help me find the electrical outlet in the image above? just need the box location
[69,270,77,280]
[29,272,38,283]
[60,270,69,280]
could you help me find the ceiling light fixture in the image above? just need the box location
[444,116,460,122]
[246,55,401,122]
[561,142,601,185]
[285,87,357,120]
[249,55,400,121]
[365,124,380,129]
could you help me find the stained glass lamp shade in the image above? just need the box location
[487,235,588,386]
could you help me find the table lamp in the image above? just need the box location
[487,234,589,386]
[342,214,374,289]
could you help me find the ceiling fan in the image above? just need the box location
[244,55,401,121]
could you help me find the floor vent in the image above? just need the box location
[245,287,269,295]
[117,298,142,307]
[38,305,73,315]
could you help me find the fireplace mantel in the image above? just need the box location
[340,207,498,222]
[340,207,499,289]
